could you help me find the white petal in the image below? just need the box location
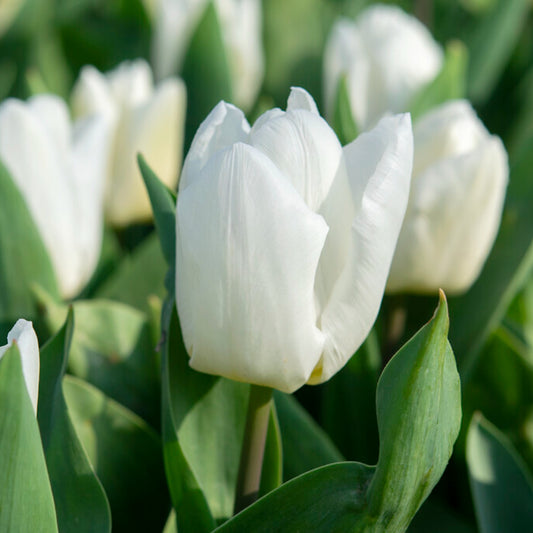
[107,77,186,225]
[287,87,319,115]
[180,101,250,191]
[215,0,264,110]
[313,113,413,384]
[0,319,40,414]
[71,65,116,119]
[107,59,154,107]
[388,136,508,294]
[249,108,344,212]
[176,142,328,393]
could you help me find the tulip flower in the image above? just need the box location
[387,100,508,295]
[150,0,264,110]
[323,4,443,131]
[175,87,413,393]
[71,59,186,226]
[0,95,110,298]
[0,319,39,413]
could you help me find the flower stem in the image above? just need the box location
[234,384,273,514]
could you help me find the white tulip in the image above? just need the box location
[387,100,508,295]
[0,319,39,413]
[175,87,413,393]
[0,95,110,298]
[150,0,264,110]
[324,4,443,131]
[71,59,186,226]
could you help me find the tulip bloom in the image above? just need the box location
[387,100,508,294]
[0,320,39,413]
[71,59,186,226]
[0,95,110,298]
[175,88,413,393]
[150,0,263,110]
[323,4,443,131]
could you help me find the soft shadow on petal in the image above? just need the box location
[180,101,250,191]
[312,113,413,384]
[176,143,327,393]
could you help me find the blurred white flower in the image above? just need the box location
[387,100,508,294]
[175,87,413,393]
[150,0,264,110]
[71,59,186,226]
[0,95,110,298]
[324,4,443,131]
[0,319,39,413]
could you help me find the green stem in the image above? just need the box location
[234,385,273,514]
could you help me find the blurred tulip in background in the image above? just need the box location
[0,95,110,298]
[387,100,508,294]
[71,59,186,226]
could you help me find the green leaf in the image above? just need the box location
[365,291,462,531]
[137,154,176,286]
[450,133,533,383]
[274,391,343,481]
[332,74,358,145]
[64,375,170,533]
[38,291,161,430]
[37,309,111,533]
[215,462,375,532]
[464,0,530,103]
[467,413,533,532]
[96,233,167,313]
[0,158,59,333]
[0,345,58,532]
[182,1,233,149]
[410,40,468,121]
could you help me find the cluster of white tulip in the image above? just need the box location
[1,2,508,395]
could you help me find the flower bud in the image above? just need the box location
[0,319,39,413]
[176,88,413,393]
[150,0,263,110]
[71,59,186,226]
[0,95,110,298]
[324,4,443,131]
[387,100,508,294]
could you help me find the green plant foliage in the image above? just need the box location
[181,1,233,149]
[37,309,111,533]
[332,74,359,145]
[0,345,58,532]
[464,0,530,103]
[467,413,533,532]
[64,375,170,533]
[410,40,468,121]
[275,391,344,481]
[0,159,59,335]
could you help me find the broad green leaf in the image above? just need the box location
[215,462,376,532]
[274,391,343,481]
[332,74,358,145]
[467,414,533,532]
[38,309,111,533]
[182,1,233,149]
[410,40,468,121]
[450,133,533,383]
[96,233,167,313]
[0,345,58,532]
[365,291,461,531]
[464,0,530,103]
[320,329,380,465]
[64,375,170,533]
[0,158,59,334]
[38,291,161,429]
